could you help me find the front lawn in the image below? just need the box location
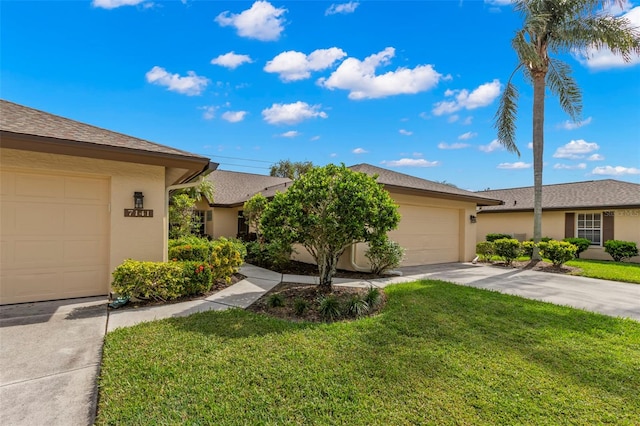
[567,258,640,284]
[97,281,640,425]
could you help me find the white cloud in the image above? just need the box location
[412,152,423,158]
[438,142,470,150]
[318,47,443,100]
[458,131,477,140]
[553,139,600,159]
[558,116,592,130]
[325,2,359,15]
[330,153,338,157]
[310,135,321,141]
[399,129,413,136]
[352,147,368,154]
[280,130,300,138]
[462,116,473,125]
[381,158,440,167]
[592,165,640,175]
[554,163,587,170]
[215,1,287,41]
[588,153,605,161]
[479,139,505,153]
[484,0,513,5]
[527,142,533,149]
[447,114,459,123]
[575,7,640,70]
[265,48,346,81]
[211,52,253,69]
[432,79,502,115]
[92,0,145,9]
[221,111,247,123]
[419,112,431,120]
[497,162,531,169]
[201,106,217,120]
[262,101,327,125]
[145,66,209,96]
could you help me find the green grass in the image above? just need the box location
[567,258,640,284]
[97,281,640,425]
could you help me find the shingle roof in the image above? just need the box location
[349,163,503,205]
[0,99,207,160]
[477,179,640,212]
[207,170,291,206]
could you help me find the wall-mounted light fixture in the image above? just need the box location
[469,215,477,224]
[134,192,144,209]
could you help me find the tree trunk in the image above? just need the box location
[317,252,334,293]
[531,71,546,261]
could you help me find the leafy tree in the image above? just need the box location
[269,159,314,180]
[176,179,215,203]
[169,194,200,238]
[261,164,400,291]
[243,193,269,241]
[494,0,640,260]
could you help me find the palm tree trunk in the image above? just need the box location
[531,71,546,261]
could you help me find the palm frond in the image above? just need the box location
[546,58,582,121]
[494,72,522,156]
[512,30,545,70]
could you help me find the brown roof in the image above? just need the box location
[349,164,503,206]
[477,179,640,212]
[207,170,291,206]
[0,99,208,160]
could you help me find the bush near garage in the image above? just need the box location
[475,241,495,261]
[493,238,523,266]
[111,260,188,302]
[168,244,210,262]
[486,233,512,242]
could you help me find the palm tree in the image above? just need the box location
[495,0,640,260]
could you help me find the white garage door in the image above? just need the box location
[390,204,460,266]
[1,169,110,304]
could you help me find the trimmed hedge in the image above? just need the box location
[563,237,590,258]
[538,240,577,266]
[210,238,246,283]
[169,244,210,262]
[486,233,512,242]
[475,241,494,261]
[493,238,522,266]
[604,240,639,262]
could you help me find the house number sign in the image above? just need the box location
[124,209,154,218]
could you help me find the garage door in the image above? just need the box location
[390,205,460,265]
[1,169,110,304]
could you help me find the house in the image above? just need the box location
[201,164,503,270]
[475,180,640,262]
[0,100,215,304]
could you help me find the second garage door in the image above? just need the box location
[1,169,110,305]
[390,204,460,266]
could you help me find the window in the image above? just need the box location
[577,213,601,245]
[194,210,206,236]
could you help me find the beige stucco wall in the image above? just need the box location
[211,207,240,239]
[0,148,166,276]
[477,208,640,262]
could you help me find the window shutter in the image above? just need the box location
[603,212,614,243]
[564,213,575,238]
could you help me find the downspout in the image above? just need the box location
[350,243,372,272]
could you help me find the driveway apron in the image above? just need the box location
[0,297,107,426]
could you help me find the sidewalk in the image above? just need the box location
[107,262,640,332]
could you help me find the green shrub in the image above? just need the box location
[493,238,522,266]
[604,240,639,262]
[365,238,405,275]
[168,244,210,262]
[293,298,309,316]
[364,286,381,308]
[318,294,341,321]
[111,260,185,301]
[538,240,577,266]
[266,293,285,308]
[169,235,211,249]
[210,238,246,283]
[346,295,369,317]
[475,241,495,261]
[486,233,512,242]
[245,240,293,270]
[521,240,536,258]
[563,238,590,258]
[180,261,214,295]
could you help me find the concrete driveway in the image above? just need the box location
[393,263,640,321]
[0,297,107,426]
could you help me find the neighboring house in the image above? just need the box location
[476,180,640,262]
[0,100,215,304]
[202,164,502,270]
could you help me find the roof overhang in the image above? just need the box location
[382,184,504,206]
[477,205,640,214]
[1,131,216,184]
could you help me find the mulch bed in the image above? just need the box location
[267,260,385,280]
[486,259,580,274]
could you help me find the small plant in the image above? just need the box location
[486,233,512,242]
[476,241,495,261]
[604,240,639,262]
[493,238,523,266]
[521,240,536,258]
[538,240,577,266]
[266,293,285,308]
[293,298,309,316]
[210,238,246,283]
[563,238,590,258]
[346,295,370,317]
[168,244,210,262]
[364,286,382,308]
[365,238,405,275]
[318,294,341,321]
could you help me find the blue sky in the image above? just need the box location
[2,0,639,190]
